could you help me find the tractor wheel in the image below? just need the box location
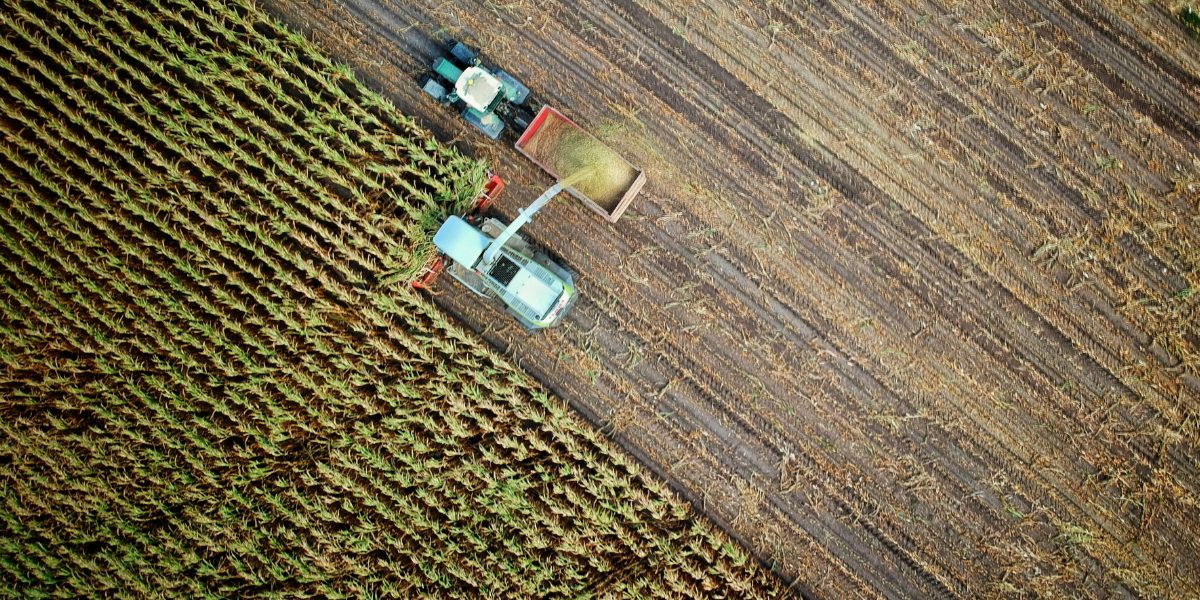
[418,74,449,102]
[447,40,478,65]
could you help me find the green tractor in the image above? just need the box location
[419,39,535,139]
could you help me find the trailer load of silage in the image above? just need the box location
[522,115,639,210]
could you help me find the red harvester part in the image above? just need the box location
[473,172,505,212]
[411,173,505,289]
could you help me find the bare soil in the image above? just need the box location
[256,0,1200,597]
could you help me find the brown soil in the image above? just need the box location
[256,0,1200,597]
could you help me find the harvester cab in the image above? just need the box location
[419,40,534,139]
[430,182,577,330]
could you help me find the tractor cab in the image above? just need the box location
[454,66,503,112]
[433,216,575,329]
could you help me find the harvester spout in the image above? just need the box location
[480,182,564,269]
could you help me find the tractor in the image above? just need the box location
[418,39,535,139]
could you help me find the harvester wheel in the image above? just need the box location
[418,74,449,102]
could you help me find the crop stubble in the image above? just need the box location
[259,0,1199,597]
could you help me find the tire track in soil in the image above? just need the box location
[715,1,1200,580]
[1033,0,1200,147]
[585,243,963,597]
[864,0,1190,360]
[750,0,1186,357]
[702,0,1199,465]
[580,1,1190,590]
[781,0,1200,471]
[257,0,1200,596]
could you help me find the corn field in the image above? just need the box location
[0,0,784,596]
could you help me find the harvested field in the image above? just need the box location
[259,0,1200,597]
[0,0,784,596]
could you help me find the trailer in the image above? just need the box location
[516,106,646,223]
